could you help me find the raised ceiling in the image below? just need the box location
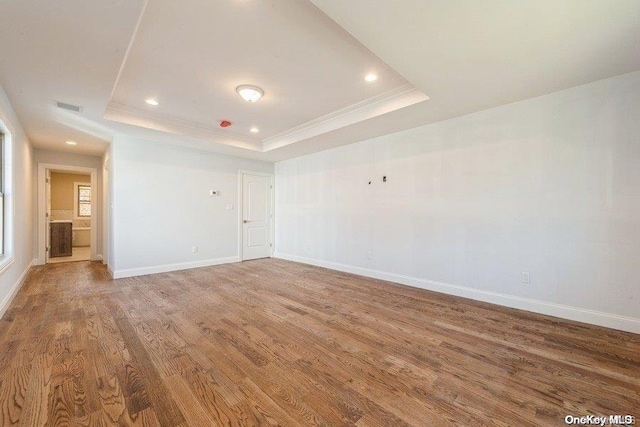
[106,0,425,152]
[0,0,639,161]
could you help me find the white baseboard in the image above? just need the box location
[112,256,240,279]
[0,259,36,319]
[95,254,104,262]
[274,253,640,334]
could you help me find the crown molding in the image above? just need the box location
[104,102,263,151]
[104,83,429,153]
[262,84,429,151]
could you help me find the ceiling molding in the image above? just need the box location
[104,102,263,151]
[262,83,429,152]
[105,83,429,153]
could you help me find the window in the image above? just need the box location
[0,112,14,271]
[74,182,91,218]
[0,133,3,255]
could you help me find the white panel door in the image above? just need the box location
[242,173,272,260]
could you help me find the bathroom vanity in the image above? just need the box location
[50,221,72,257]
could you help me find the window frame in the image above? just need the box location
[0,107,15,276]
[74,182,92,219]
[0,133,4,256]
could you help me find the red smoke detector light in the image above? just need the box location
[219,120,232,128]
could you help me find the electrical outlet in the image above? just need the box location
[521,271,530,284]
[192,246,199,253]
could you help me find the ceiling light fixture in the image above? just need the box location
[365,73,378,82]
[65,141,77,145]
[145,98,159,106]
[250,127,259,133]
[236,85,264,102]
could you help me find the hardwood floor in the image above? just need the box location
[0,259,638,426]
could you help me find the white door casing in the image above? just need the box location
[45,169,51,263]
[36,163,98,265]
[241,172,273,261]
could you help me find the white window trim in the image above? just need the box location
[74,182,92,220]
[0,107,15,275]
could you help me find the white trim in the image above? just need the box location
[102,151,110,268]
[0,257,14,276]
[238,170,275,261]
[37,163,99,265]
[0,105,16,270]
[112,256,239,279]
[104,102,262,150]
[262,84,429,151]
[0,259,35,318]
[104,84,428,154]
[273,253,640,334]
[237,169,273,178]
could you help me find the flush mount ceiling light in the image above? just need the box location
[145,98,159,106]
[236,85,264,102]
[250,127,259,133]
[65,141,77,146]
[365,73,378,82]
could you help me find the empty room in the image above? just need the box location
[0,1,638,426]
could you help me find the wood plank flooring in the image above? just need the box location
[0,259,638,426]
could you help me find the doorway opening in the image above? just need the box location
[37,163,98,265]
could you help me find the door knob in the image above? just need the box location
[243,220,249,223]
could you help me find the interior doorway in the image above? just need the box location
[37,163,98,265]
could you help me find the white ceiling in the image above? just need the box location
[108,0,413,141]
[311,0,640,115]
[0,0,639,161]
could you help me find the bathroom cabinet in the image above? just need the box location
[50,222,72,257]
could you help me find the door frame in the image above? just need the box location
[37,163,98,265]
[238,170,274,261]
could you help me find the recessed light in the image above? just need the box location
[65,141,77,146]
[145,98,159,106]
[365,73,378,82]
[236,85,264,102]
[250,127,259,133]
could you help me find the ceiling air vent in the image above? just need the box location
[56,101,83,113]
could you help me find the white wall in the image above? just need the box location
[34,149,104,260]
[110,136,273,278]
[275,71,640,333]
[0,84,35,317]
